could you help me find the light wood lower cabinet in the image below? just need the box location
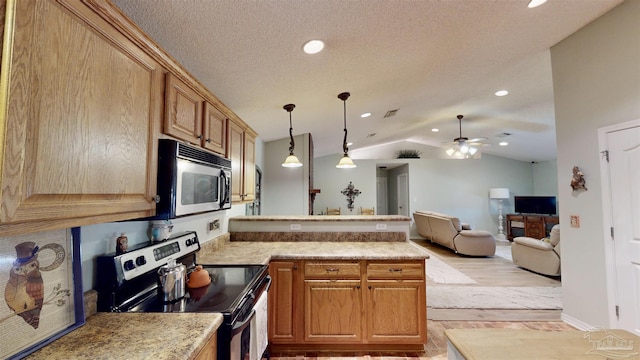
[269,259,426,351]
[194,331,217,360]
[268,260,303,343]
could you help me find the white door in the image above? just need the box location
[397,173,409,216]
[602,121,640,335]
[376,177,388,215]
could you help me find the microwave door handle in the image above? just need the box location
[220,170,230,207]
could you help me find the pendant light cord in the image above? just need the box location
[342,99,348,155]
[289,112,295,155]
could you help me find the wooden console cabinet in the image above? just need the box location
[506,214,559,240]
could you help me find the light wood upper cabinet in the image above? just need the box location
[228,120,256,203]
[164,73,204,145]
[0,0,162,235]
[164,74,228,156]
[203,102,227,155]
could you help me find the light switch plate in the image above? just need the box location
[570,215,580,228]
[375,223,387,231]
[290,224,301,231]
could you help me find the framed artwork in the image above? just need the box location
[0,228,84,359]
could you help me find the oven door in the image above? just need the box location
[229,309,255,360]
[175,158,226,216]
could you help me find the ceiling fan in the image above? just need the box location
[443,115,488,158]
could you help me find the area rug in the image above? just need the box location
[427,286,562,309]
[494,245,513,261]
[425,253,477,284]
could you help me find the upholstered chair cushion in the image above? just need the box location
[549,225,560,246]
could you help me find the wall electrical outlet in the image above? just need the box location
[208,219,220,232]
[570,215,580,228]
[290,224,301,231]
[375,223,387,231]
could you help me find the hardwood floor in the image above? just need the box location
[270,239,573,360]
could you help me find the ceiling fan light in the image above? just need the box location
[336,155,356,168]
[282,154,303,167]
[460,144,469,154]
[446,148,455,156]
[469,147,478,155]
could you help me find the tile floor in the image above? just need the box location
[270,320,577,360]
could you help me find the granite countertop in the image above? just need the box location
[197,239,429,264]
[26,313,223,360]
[230,215,411,222]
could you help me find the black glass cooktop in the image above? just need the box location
[127,264,267,315]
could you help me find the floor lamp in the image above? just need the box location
[490,188,510,240]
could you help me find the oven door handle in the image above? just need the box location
[231,309,255,336]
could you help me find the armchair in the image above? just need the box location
[511,224,561,276]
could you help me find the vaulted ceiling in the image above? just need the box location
[113,0,622,162]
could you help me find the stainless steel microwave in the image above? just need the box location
[155,139,231,218]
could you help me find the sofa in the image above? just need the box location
[511,224,561,276]
[413,211,496,256]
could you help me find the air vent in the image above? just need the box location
[496,132,512,138]
[384,109,399,118]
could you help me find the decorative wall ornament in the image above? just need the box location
[341,181,361,211]
[570,166,588,191]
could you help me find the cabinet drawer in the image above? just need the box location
[304,262,361,279]
[367,262,424,280]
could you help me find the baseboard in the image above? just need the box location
[561,312,594,330]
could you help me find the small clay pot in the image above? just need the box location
[187,265,211,288]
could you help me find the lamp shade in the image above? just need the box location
[282,154,302,167]
[336,155,356,169]
[489,188,510,199]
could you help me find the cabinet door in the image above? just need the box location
[164,73,204,144]
[242,133,256,202]
[228,120,245,203]
[365,280,426,343]
[194,331,217,360]
[0,0,161,234]
[202,102,227,155]
[525,216,544,239]
[268,261,303,343]
[304,280,362,342]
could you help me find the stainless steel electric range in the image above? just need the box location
[96,231,271,360]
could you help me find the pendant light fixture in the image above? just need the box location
[281,103,303,168]
[336,92,356,168]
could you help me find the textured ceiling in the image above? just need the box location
[112,0,622,162]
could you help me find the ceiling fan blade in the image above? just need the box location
[467,137,488,143]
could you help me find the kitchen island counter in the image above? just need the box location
[197,239,429,264]
[26,312,223,360]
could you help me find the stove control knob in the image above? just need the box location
[185,239,192,246]
[123,259,135,271]
[136,256,146,266]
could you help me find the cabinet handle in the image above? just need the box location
[153,195,161,203]
[206,138,212,143]
[197,134,203,140]
[368,285,372,290]
[326,268,339,272]
[293,265,298,270]
[388,268,403,272]
[356,285,360,289]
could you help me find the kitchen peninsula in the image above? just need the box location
[204,215,430,353]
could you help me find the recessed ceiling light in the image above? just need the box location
[431,128,439,132]
[495,90,509,97]
[303,40,324,54]
[499,141,509,146]
[361,112,371,118]
[527,0,547,8]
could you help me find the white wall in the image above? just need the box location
[313,153,536,237]
[550,0,639,329]
[533,160,558,196]
[262,134,311,215]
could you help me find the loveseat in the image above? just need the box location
[511,224,561,276]
[413,211,496,256]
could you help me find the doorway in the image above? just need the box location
[599,119,640,335]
